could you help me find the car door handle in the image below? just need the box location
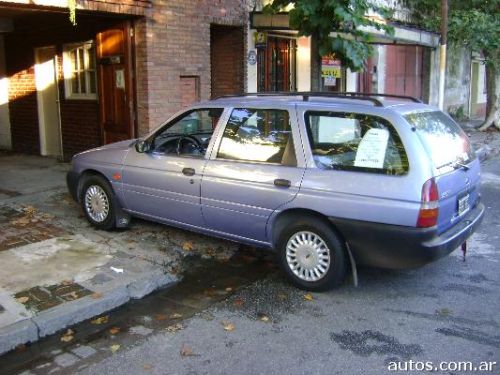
[182,167,195,176]
[274,179,291,188]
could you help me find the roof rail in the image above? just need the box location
[339,92,422,103]
[214,91,422,107]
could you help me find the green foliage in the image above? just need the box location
[68,0,77,26]
[264,0,394,71]
[400,0,500,67]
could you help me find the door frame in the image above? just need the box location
[34,46,63,158]
[96,21,136,144]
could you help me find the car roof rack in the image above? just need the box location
[215,92,422,107]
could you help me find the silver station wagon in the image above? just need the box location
[67,92,485,291]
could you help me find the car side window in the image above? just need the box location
[151,108,223,156]
[305,111,408,175]
[217,108,297,166]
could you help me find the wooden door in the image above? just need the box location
[96,24,134,144]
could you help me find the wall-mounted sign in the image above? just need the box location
[115,69,125,89]
[247,50,257,65]
[324,76,337,87]
[254,31,267,48]
[321,57,342,78]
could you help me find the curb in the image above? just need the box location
[0,271,177,355]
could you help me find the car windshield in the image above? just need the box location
[404,110,475,170]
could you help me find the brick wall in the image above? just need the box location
[4,0,248,156]
[8,66,39,154]
[5,15,115,158]
[134,0,247,134]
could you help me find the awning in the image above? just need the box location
[250,12,439,48]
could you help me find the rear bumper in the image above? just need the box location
[330,202,485,269]
[66,171,80,202]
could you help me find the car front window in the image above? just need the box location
[150,108,223,156]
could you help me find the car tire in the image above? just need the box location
[277,216,347,291]
[80,175,116,231]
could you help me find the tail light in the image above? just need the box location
[417,178,439,228]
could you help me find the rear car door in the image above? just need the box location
[404,110,481,233]
[121,108,223,227]
[201,106,305,243]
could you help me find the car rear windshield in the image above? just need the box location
[404,111,475,170]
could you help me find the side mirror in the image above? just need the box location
[135,140,150,153]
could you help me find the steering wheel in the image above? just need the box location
[176,135,203,155]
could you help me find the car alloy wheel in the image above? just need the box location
[285,231,331,282]
[84,184,110,223]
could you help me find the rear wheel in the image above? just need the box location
[81,175,116,230]
[277,217,347,291]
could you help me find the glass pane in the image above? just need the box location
[79,71,86,94]
[405,111,474,169]
[88,71,96,94]
[217,108,294,164]
[78,48,84,72]
[306,112,408,175]
[152,109,223,154]
[71,75,79,94]
[87,44,95,70]
[70,49,78,71]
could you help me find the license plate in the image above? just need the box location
[458,193,470,216]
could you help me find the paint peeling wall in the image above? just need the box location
[444,46,471,118]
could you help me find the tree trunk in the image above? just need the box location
[310,32,323,91]
[479,59,500,131]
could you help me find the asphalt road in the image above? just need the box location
[72,159,500,375]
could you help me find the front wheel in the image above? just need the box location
[81,175,116,230]
[277,217,347,291]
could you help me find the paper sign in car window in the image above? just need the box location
[354,128,389,169]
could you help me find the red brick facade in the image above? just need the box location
[4,14,126,158]
[1,0,248,158]
[8,66,39,154]
[134,0,247,134]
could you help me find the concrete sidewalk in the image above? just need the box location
[0,154,239,355]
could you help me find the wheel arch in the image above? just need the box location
[270,208,347,249]
[77,169,114,203]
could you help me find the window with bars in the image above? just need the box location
[63,41,97,100]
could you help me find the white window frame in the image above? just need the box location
[62,41,97,100]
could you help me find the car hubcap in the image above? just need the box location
[84,185,109,223]
[286,231,331,282]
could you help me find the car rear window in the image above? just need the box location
[305,111,409,175]
[404,111,475,171]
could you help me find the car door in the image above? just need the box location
[121,108,224,227]
[201,106,305,243]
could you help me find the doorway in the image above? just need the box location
[210,25,244,98]
[34,46,62,157]
[96,23,135,144]
[257,36,296,92]
[385,45,423,99]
